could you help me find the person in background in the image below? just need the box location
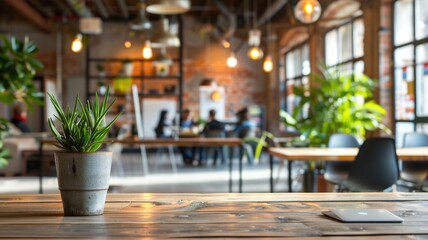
[10,103,31,133]
[201,109,226,165]
[233,107,256,138]
[178,109,196,165]
[154,109,169,138]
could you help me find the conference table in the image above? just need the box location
[1,192,428,238]
[268,147,428,193]
[38,137,244,194]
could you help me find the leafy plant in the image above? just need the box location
[282,68,390,147]
[96,63,105,72]
[48,87,121,152]
[0,35,43,168]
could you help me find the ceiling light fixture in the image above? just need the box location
[146,0,190,15]
[294,0,322,24]
[227,52,238,68]
[247,0,263,60]
[130,2,152,31]
[142,40,153,59]
[71,34,83,53]
[263,0,274,73]
[263,55,273,72]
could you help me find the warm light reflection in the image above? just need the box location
[124,40,132,48]
[142,40,153,59]
[263,55,273,72]
[71,34,83,53]
[221,39,230,48]
[247,46,264,60]
[294,0,322,24]
[227,52,238,68]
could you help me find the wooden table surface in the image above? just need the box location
[267,147,428,193]
[0,193,428,239]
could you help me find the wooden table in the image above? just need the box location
[1,193,428,239]
[38,138,243,194]
[268,147,428,192]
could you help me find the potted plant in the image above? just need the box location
[48,87,120,216]
[0,35,43,170]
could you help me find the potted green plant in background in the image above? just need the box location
[0,35,43,169]
[48,87,120,216]
[256,68,390,191]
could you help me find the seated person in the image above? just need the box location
[200,109,226,165]
[232,107,256,138]
[178,109,196,165]
[10,103,31,133]
[154,109,170,138]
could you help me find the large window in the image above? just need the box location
[281,44,310,115]
[393,0,428,147]
[325,18,364,74]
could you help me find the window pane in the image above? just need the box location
[338,23,353,62]
[286,51,295,78]
[395,66,415,120]
[416,123,428,134]
[394,45,414,67]
[416,44,428,117]
[394,0,414,46]
[354,61,364,74]
[286,79,296,113]
[416,0,428,40]
[295,49,302,76]
[325,30,338,66]
[339,62,353,75]
[395,122,415,147]
[353,19,364,58]
[302,44,310,75]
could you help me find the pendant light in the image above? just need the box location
[146,0,190,15]
[247,1,263,60]
[263,0,273,72]
[227,52,238,68]
[71,34,83,53]
[294,0,322,24]
[142,40,153,59]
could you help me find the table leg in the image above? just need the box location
[229,146,234,193]
[38,142,43,194]
[270,155,274,193]
[239,145,243,193]
[288,160,293,193]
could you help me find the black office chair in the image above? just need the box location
[324,134,360,185]
[338,137,399,192]
[401,133,428,184]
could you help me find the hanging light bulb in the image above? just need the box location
[294,0,322,24]
[227,52,238,68]
[142,40,153,59]
[247,46,264,60]
[124,40,132,48]
[247,29,264,60]
[71,34,83,53]
[263,55,273,72]
[221,39,230,48]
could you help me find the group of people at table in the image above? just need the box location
[154,107,256,166]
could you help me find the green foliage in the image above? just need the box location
[282,69,390,147]
[0,35,43,169]
[48,87,121,152]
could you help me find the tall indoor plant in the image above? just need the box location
[0,35,43,168]
[48,87,120,216]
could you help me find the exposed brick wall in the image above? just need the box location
[379,0,394,132]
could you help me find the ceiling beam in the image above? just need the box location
[93,0,110,19]
[257,0,289,26]
[117,0,129,19]
[66,0,93,17]
[3,0,52,33]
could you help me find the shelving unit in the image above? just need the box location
[84,27,183,128]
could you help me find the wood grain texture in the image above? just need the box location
[269,147,428,161]
[1,193,428,239]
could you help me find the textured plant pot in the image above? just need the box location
[55,152,112,216]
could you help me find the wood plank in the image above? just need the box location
[3,0,52,33]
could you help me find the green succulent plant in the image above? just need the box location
[48,87,121,152]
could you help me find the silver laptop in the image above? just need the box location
[322,208,403,223]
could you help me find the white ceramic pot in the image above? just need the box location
[55,152,112,216]
[123,62,134,77]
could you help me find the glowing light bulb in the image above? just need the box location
[221,39,230,48]
[71,34,83,53]
[263,55,273,72]
[247,46,264,60]
[142,40,153,59]
[124,40,132,48]
[294,0,322,24]
[227,52,238,68]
